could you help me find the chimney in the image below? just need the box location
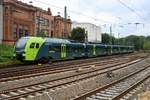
[57,12,61,17]
[48,8,52,15]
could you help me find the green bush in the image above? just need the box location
[0,44,14,57]
[0,44,15,66]
[0,45,23,66]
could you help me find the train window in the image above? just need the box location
[49,45,60,52]
[49,45,54,51]
[36,43,39,48]
[30,43,35,48]
[54,46,60,52]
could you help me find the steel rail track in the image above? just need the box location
[73,65,150,100]
[0,57,134,82]
[0,53,144,79]
[0,59,143,100]
[0,56,128,79]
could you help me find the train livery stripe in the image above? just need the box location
[24,37,46,61]
[61,44,67,59]
[93,44,96,56]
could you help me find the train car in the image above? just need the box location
[68,42,86,59]
[86,44,95,57]
[111,45,121,54]
[127,46,134,53]
[15,37,86,62]
[15,37,64,62]
[15,36,134,63]
[95,44,108,56]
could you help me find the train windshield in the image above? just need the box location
[16,38,29,49]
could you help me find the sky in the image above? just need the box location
[19,0,150,38]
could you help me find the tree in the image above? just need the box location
[70,27,86,42]
[143,40,150,50]
[102,33,115,44]
[124,35,145,50]
[102,33,110,44]
[146,36,150,41]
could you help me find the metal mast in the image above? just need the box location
[64,6,67,38]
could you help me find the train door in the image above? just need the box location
[61,44,66,59]
[107,45,112,55]
[93,44,96,56]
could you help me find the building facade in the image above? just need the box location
[3,0,36,44]
[35,8,54,37]
[72,22,101,43]
[54,15,72,38]
[66,18,72,37]
[2,0,72,44]
[0,0,3,44]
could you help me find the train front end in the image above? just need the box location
[15,37,45,62]
[15,37,29,62]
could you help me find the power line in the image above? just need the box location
[31,0,149,26]
[117,0,147,22]
[127,0,150,22]
[32,0,114,23]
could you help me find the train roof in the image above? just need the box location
[45,38,71,44]
[45,38,85,45]
[106,44,133,47]
[20,37,134,48]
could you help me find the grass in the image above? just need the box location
[0,44,20,67]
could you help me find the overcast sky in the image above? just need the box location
[20,0,150,37]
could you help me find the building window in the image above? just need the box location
[13,23,17,40]
[37,17,49,26]
[45,19,49,26]
[51,31,53,37]
[36,16,40,24]
[51,21,54,28]
[19,25,23,38]
[41,29,49,36]
[24,26,29,36]
[51,21,54,25]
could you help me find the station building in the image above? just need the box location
[54,15,72,38]
[34,8,54,37]
[3,0,36,44]
[1,0,72,44]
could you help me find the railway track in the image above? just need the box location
[0,53,146,80]
[73,65,150,100]
[0,55,126,78]
[0,58,143,100]
[0,55,139,82]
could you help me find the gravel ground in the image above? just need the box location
[16,57,150,100]
[0,60,128,91]
[126,77,150,100]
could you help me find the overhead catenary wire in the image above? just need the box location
[32,0,116,24]
[29,0,150,35]
[116,0,148,22]
[32,0,149,25]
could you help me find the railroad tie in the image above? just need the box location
[27,95,35,99]
[24,88,34,92]
[0,93,11,98]
[9,91,19,96]
[18,97,26,100]
[17,90,27,93]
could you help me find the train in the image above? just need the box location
[14,36,134,63]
